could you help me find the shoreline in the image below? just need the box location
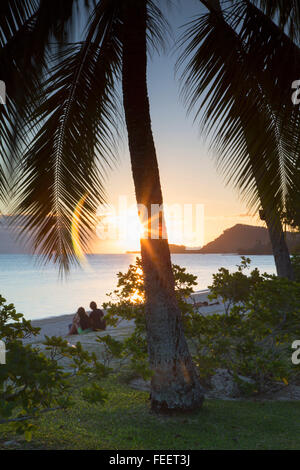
[23,290,300,402]
[25,289,223,344]
[29,288,212,322]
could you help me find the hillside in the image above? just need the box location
[125,224,300,255]
[199,224,300,254]
[127,224,300,255]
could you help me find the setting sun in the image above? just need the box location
[95,198,205,253]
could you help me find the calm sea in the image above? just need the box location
[0,254,276,320]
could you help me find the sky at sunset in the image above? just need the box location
[91,0,264,253]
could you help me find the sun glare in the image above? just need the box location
[130,266,144,304]
[97,207,146,252]
[71,194,87,260]
[95,201,204,253]
[130,289,144,304]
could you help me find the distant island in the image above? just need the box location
[126,224,300,255]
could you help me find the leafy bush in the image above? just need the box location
[101,257,300,396]
[98,258,197,380]
[0,296,108,439]
[193,258,300,394]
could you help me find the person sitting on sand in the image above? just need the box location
[68,307,92,335]
[89,301,106,331]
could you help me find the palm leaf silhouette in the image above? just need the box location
[177,0,300,216]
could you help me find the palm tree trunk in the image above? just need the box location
[121,1,204,412]
[243,130,294,280]
[259,202,294,279]
[248,160,294,279]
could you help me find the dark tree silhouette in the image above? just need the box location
[178,0,300,279]
[0,0,204,412]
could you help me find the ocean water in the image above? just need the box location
[0,254,276,320]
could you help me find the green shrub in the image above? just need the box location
[101,257,300,396]
[99,258,197,380]
[194,258,300,394]
[0,296,108,439]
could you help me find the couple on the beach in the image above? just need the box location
[68,301,106,335]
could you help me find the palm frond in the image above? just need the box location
[146,0,172,55]
[0,0,89,204]
[177,1,300,216]
[250,0,300,44]
[4,0,172,272]
[11,3,123,273]
[0,0,38,46]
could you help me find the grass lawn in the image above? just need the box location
[1,375,300,450]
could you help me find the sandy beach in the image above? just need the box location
[25,290,224,345]
[22,290,300,402]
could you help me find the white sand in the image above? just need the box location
[23,293,300,401]
[24,290,224,345]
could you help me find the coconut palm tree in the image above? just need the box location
[0,0,204,412]
[178,0,300,279]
